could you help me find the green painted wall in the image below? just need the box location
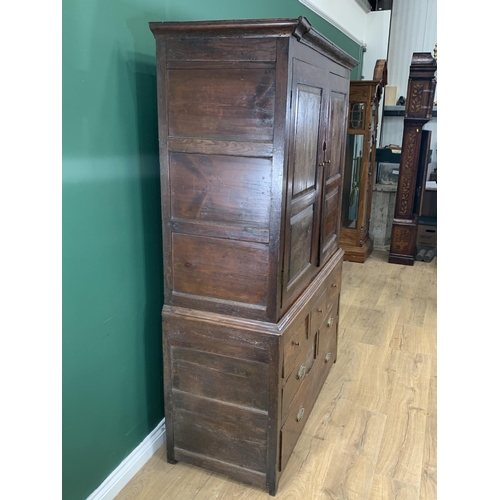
[62,1,363,499]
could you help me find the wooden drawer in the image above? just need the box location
[280,365,317,472]
[279,321,335,472]
[326,264,342,303]
[282,315,309,380]
[318,309,339,366]
[310,289,327,335]
[281,331,317,421]
[326,287,339,322]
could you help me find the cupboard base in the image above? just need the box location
[161,251,343,495]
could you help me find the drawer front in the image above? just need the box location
[310,289,327,335]
[326,265,342,303]
[282,315,309,380]
[281,331,317,420]
[318,311,339,366]
[280,368,317,472]
[325,289,339,327]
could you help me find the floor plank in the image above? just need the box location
[114,251,437,500]
[369,476,420,500]
[373,351,432,488]
[419,358,437,500]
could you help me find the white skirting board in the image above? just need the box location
[86,419,166,500]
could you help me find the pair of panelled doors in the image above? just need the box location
[282,56,349,311]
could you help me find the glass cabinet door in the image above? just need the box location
[341,133,364,228]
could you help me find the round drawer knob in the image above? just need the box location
[327,317,334,327]
[296,406,305,422]
[325,352,331,362]
[297,364,306,380]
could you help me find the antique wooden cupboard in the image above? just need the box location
[149,18,357,495]
[340,60,386,263]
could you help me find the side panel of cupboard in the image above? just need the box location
[160,38,281,323]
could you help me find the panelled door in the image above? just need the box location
[281,58,329,310]
[319,71,349,265]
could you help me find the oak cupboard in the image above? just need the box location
[149,18,357,495]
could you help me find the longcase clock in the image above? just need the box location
[388,53,436,265]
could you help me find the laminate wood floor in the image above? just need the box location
[115,250,437,500]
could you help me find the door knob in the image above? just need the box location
[296,406,305,422]
[297,364,306,380]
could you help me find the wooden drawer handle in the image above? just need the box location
[293,341,300,346]
[297,364,306,380]
[331,283,337,288]
[296,406,305,422]
[317,308,323,313]
[327,318,334,327]
[325,352,331,363]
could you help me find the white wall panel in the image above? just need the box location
[300,0,391,78]
[380,0,437,178]
[362,10,391,80]
[385,0,437,99]
[299,0,368,45]
[363,10,391,147]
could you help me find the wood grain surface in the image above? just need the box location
[116,251,437,500]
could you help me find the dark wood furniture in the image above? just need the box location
[340,60,386,262]
[149,18,357,495]
[388,53,436,266]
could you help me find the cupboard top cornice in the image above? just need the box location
[149,17,358,70]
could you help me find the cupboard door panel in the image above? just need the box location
[327,91,347,179]
[292,85,322,196]
[320,80,348,265]
[282,58,328,310]
[322,186,340,256]
[288,205,314,286]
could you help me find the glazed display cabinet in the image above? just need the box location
[339,60,386,263]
